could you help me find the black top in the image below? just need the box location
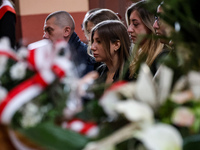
[68,32,95,77]
[150,46,171,75]
[96,62,133,84]
[0,11,16,49]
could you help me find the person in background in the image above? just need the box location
[0,0,16,49]
[83,8,121,42]
[90,20,131,85]
[126,0,165,79]
[82,8,101,43]
[43,11,94,77]
[153,1,173,47]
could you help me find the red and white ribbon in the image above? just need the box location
[62,118,99,138]
[0,0,16,19]
[0,39,70,124]
[0,37,18,61]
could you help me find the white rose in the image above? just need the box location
[21,103,42,128]
[17,47,28,59]
[0,56,8,77]
[10,61,27,80]
[0,86,8,102]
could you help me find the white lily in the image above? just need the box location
[135,123,183,150]
[99,89,121,119]
[100,63,173,119]
[115,99,154,125]
[136,64,173,108]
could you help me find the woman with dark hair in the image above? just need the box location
[90,20,131,84]
[0,0,16,49]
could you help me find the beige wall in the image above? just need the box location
[19,0,88,15]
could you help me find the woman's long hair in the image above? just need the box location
[126,0,164,77]
[91,20,131,75]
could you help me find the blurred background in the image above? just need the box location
[13,0,136,46]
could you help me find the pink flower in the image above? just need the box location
[172,107,195,127]
[171,90,194,104]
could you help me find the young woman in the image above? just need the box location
[83,8,121,70]
[90,20,131,84]
[126,0,165,78]
[83,8,120,42]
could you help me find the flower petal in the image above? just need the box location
[156,65,173,105]
[115,99,154,124]
[188,71,200,99]
[135,123,183,150]
[135,63,157,108]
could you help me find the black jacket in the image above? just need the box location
[68,32,95,77]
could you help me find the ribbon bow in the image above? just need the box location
[0,39,71,124]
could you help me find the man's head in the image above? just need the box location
[43,11,75,43]
[153,3,170,44]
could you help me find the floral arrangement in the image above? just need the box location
[0,0,200,149]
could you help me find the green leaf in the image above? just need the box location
[19,122,89,150]
[183,134,200,150]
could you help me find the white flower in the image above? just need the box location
[10,61,27,80]
[0,56,8,77]
[188,71,200,99]
[136,64,173,108]
[115,82,136,99]
[173,76,187,91]
[83,142,114,150]
[0,37,12,50]
[135,123,183,150]
[0,86,8,102]
[171,90,194,104]
[115,99,154,125]
[21,103,42,128]
[172,107,195,127]
[135,64,157,108]
[17,47,28,59]
[156,65,174,105]
[99,90,120,119]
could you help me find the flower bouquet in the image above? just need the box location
[1,0,200,149]
[0,37,91,150]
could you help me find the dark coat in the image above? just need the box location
[68,32,95,77]
[0,11,16,49]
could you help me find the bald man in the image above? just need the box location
[43,11,95,77]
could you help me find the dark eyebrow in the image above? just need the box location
[44,26,53,32]
[130,19,139,23]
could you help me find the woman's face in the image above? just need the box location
[127,10,150,44]
[90,31,107,63]
[91,31,117,64]
[86,21,95,41]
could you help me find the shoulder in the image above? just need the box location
[69,32,87,50]
[150,46,171,75]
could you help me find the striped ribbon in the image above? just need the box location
[0,39,69,124]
